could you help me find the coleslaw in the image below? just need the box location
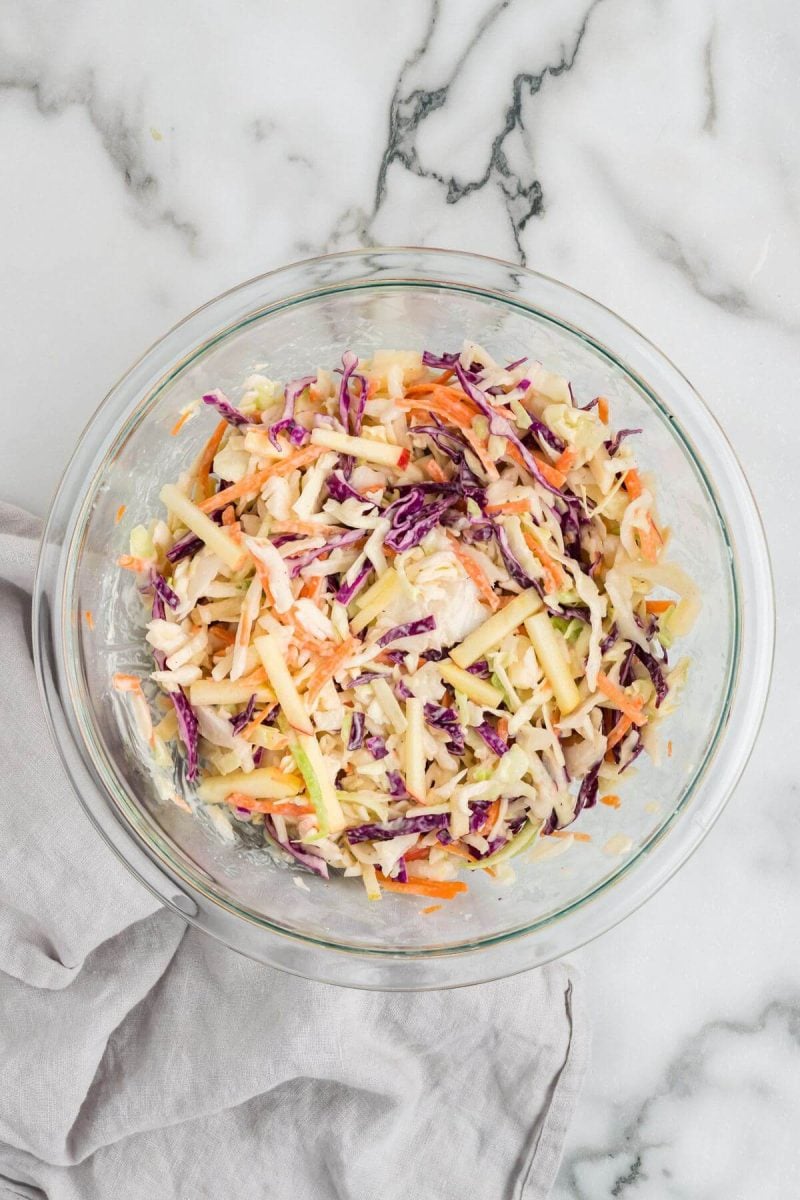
[114,343,698,903]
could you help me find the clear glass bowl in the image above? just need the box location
[33,249,774,989]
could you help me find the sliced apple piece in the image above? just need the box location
[449,589,543,668]
[160,484,245,571]
[254,633,313,735]
[524,612,581,714]
[197,766,303,803]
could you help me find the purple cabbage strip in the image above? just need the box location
[421,350,460,370]
[386,770,409,798]
[384,489,459,552]
[268,375,315,448]
[335,560,372,606]
[170,689,199,783]
[151,570,180,611]
[619,644,637,687]
[468,802,491,833]
[491,520,536,590]
[382,649,406,665]
[619,731,645,774]
[467,660,491,678]
[336,351,368,436]
[378,615,436,647]
[579,397,599,412]
[202,391,250,427]
[424,702,465,755]
[230,694,256,736]
[436,828,453,845]
[252,746,265,767]
[421,647,449,662]
[264,816,329,879]
[286,528,366,577]
[474,721,509,757]
[166,531,204,564]
[346,671,389,688]
[346,813,451,844]
[326,471,377,508]
[395,678,414,700]
[605,428,642,457]
[394,857,408,883]
[541,808,559,836]
[574,760,601,817]
[527,418,566,454]
[633,645,669,707]
[365,734,388,760]
[347,711,365,751]
[454,361,564,497]
[599,624,619,654]
[151,586,166,623]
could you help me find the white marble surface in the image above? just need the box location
[2,0,798,1193]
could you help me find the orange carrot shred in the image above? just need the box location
[421,904,442,915]
[554,447,577,474]
[84,610,95,630]
[605,714,633,752]
[601,794,621,809]
[667,740,673,758]
[596,673,647,726]
[199,446,324,514]
[426,460,448,483]
[645,599,673,614]
[522,528,566,592]
[224,793,314,816]
[448,535,500,612]
[196,419,227,492]
[112,673,143,692]
[485,499,531,515]
[117,555,149,573]
[597,396,610,424]
[403,845,432,862]
[114,504,126,525]
[376,873,468,900]
[170,410,192,436]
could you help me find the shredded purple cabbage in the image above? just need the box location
[346,813,450,843]
[633,645,669,707]
[268,375,315,448]
[386,770,409,798]
[326,471,377,508]
[394,857,408,883]
[619,730,645,773]
[151,571,180,611]
[474,721,509,757]
[365,734,388,760]
[170,689,199,783]
[619,644,637,687]
[336,351,369,436]
[421,350,460,370]
[527,418,566,454]
[599,624,619,653]
[202,391,250,427]
[346,671,389,689]
[377,615,436,647]
[264,817,329,878]
[252,746,265,767]
[574,760,601,816]
[491,521,536,590]
[335,561,372,605]
[347,711,365,751]
[466,659,491,678]
[230,694,256,736]
[383,487,459,552]
[424,702,465,755]
[166,531,204,564]
[286,528,366,577]
[468,802,491,832]
[605,428,642,457]
[579,397,599,412]
[395,678,414,700]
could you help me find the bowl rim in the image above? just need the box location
[33,246,775,989]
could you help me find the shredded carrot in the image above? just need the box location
[305,638,358,703]
[376,873,468,900]
[645,599,673,614]
[597,396,610,424]
[400,387,476,429]
[221,505,236,526]
[448,534,500,611]
[461,426,500,480]
[112,673,144,693]
[522,528,567,592]
[224,793,314,816]
[601,794,621,809]
[210,624,236,646]
[170,409,193,436]
[637,520,663,564]
[485,499,531,516]
[195,419,227,492]
[426,460,448,483]
[421,904,442,915]
[497,717,509,743]
[554,447,577,474]
[667,740,673,758]
[117,555,149,573]
[84,610,95,631]
[271,518,340,537]
[624,468,643,499]
[114,504,126,525]
[404,845,432,862]
[482,799,501,833]
[525,451,567,489]
[199,446,324,514]
[431,369,455,385]
[573,832,592,843]
[241,706,277,739]
[362,482,385,495]
[238,667,268,687]
[596,672,647,726]
[550,829,591,842]
[441,842,476,861]
[300,574,326,603]
[605,714,633,752]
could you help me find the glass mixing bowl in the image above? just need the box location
[33,248,774,989]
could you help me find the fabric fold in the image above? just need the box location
[0,502,587,1200]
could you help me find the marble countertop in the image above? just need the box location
[2,1,797,1193]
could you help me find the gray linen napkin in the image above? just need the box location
[0,502,588,1200]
